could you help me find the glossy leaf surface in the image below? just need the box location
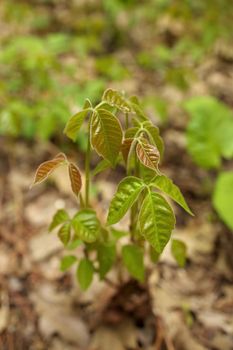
[91,109,123,166]
[49,209,70,232]
[136,138,160,172]
[32,153,67,185]
[102,88,132,113]
[64,108,91,141]
[171,239,187,267]
[122,244,144,282]
[72,209,100,243]
[77,258,94,291]
[139,191,175,253]
[107,176,145,225]
[68,162,82,196]
[151,175,193,215]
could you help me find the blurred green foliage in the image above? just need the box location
[185,97,233,230]
[0,0,232,140]
[184,97,233,169]
[213,172,233,230]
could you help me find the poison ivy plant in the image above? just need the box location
[32,88,193,289]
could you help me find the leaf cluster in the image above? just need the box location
[32,89,192,289]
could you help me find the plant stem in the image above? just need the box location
[85,125,91,207]
[125,112,129,129]
[79,193,85,208]
[130,155,140,239]
[95,100,106,109]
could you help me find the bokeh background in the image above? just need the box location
[0,1,233,349]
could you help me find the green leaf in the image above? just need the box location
[83,98,92,109]
[125,127,138,139]
[150,247,161,263]
[58,222,71,246]
[171,239,187,267]
[92,158,112,176]
[102,88,132,113]
[136,138,161,173]
[60,255,77,272]
[64,108,91,141]
[184,96,233,169]
[129,95,140,105]
[97,243,116,279]
[213,171,233,230]
[143,121,164,159]
[49,209,70,231]
[77,258,94,290]
[72,209,100,243]
[151,175,193,215]
[129,101,148,122]
[139,191,175,253]
[110,228,128,241]
[107,176,145,225]
[122,244,145,282]
[66,238,82,250]
[91,109,123,166]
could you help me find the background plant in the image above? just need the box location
[32,89,193,290]
[184,96,233,231]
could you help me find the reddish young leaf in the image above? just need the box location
[121,138,133,164]
[68,162,82,196]
[102,88,132,113]
[136,139,160,173]
[32,153,67,186]
[64,108,91,141]
[90,109,123,166]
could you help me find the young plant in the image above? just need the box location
[32,88,193,290]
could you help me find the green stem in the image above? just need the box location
[125,112,129,129]
[95,101,106,109]
[79,193,85,208]
[85,125,91,207]
[130,154,140,240]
